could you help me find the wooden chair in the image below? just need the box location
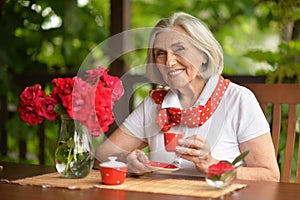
[243,84,300,183]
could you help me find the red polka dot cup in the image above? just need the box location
[164,132,183,152]
[99,156,128,185]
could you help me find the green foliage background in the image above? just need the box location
[0,0,299,180]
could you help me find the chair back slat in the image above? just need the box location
[272,104,282,155]
[282,104,297,182]
[243,84,300,183]
[297,135,300,183]
[260,103,267,115]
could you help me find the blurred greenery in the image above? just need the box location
[0,0,299,181]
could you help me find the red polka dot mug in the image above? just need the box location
[164,132,183,152]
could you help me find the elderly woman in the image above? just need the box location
[95,12,280,182]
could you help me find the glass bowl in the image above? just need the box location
[205,169,236,189]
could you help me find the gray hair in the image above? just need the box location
[146,12,223,84]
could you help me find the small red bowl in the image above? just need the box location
[100,166,128,185]
[99,157,128,185]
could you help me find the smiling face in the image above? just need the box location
[153,25,207,91]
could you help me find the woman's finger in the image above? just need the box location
[136,150,150,163]
[176,146,201,156]
[176,144,210,159]
[126,150,152,175]
[178,139,201,150]
[178,135,206,150]
[178,137,208,150]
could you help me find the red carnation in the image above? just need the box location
[52,78,74,99]
[206,161,234,178]
[19,103,44,126]
[36,95,59,120]
[101,72,124,100]
[20,84,45,104]
[72,79,95,123]
[19,85,47,125]
[85,66,106,83]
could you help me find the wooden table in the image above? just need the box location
[1,161,300,200]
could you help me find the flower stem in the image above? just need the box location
[65,146,74,176]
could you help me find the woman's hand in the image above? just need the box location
[126,149,152,176]
[175,135,218,173]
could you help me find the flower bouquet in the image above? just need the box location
[19,66,124,178]
[205,151,249,189]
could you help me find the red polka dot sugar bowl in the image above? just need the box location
[99,156,128,185]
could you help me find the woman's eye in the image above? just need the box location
[174,46,185,53]
[155,50,166,57]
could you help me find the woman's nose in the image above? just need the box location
[166,52,177,67]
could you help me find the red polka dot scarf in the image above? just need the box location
[150,76,230,132]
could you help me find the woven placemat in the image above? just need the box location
[9,170,246,198]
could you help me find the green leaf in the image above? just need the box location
[208,175,222,181]
[66,137,75,148]
[54,104,67,115]
[232,150,250,165]
[220,160,232,165]
[54,145,68,163]
[220,170,236,182]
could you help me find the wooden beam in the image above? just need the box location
[110,0,131,35]
[109,0,131,77]
[0,96,8,156]
[0,0,4,17]
[105,0,132,136]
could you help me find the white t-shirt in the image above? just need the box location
[123,75,270,175]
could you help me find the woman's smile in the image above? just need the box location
[168,69,184,77]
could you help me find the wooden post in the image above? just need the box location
[0,0,4,16]
[19,139,26,161]
[0,96,8,156]
[38,122,45,164]
[106,0,131,136]
[109,0,131,77]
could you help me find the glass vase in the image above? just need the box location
[55,114,94,178]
